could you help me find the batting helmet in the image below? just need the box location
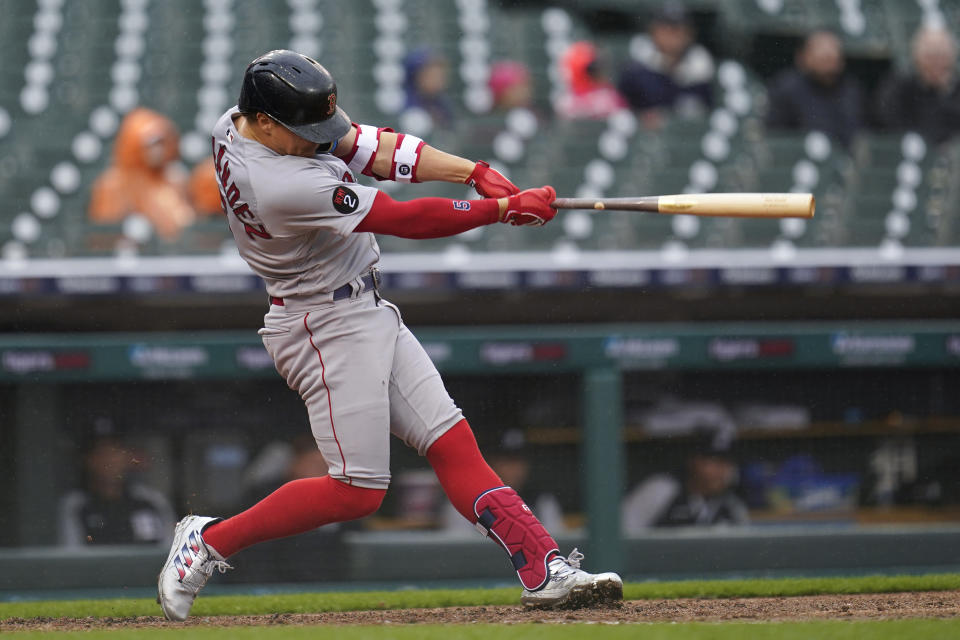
[238,49,352,145]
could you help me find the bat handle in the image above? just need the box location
[551,197,657,212]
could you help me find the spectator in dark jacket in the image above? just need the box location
[617,2,715,123]
[59,434,176,546]
[875,26,960,145]
[403,47,455,129]
[765,30,863,147]
[622,427,748,531]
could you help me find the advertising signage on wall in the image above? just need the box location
[0,323,958,382]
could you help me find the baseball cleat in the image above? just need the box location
[520,548,623,609]
[157,515,232,621]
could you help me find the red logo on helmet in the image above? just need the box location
[327,93,337,117]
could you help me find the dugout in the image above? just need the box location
[2,322,960,597]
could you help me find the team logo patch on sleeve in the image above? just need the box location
[332,185,359,214]
[453,200,471,211]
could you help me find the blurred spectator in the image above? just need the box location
[555,41,628,120]
[226,435,347,583]
[188,157,227,217]
[617,2,715,123]
[88,107,197,239]
[765,30,864,147]
[403,47,455,128]
[622,427,749,531]
[489,60,534,112]
[874,26,960,145]
[441,429,567,535]
[241,434,335,506]
[59,431,176,546]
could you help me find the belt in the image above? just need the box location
[269,271,379,307]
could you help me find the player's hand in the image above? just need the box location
[501,186,557,226]
[466,161,520,198]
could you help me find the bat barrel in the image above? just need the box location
[552,193,815,219]
[657,193,814,218]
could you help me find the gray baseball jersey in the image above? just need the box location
[213,107,380,298]
[212,107,464,489]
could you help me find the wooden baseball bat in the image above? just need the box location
[552,193,815,219]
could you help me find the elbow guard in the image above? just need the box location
[342,124,425,183]
[390,133,425,182]
[342,123,387,178]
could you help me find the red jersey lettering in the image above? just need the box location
[244,223,271,240]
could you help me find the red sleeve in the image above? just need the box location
[353,191,500,239]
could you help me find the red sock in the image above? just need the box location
[429,420,563,585]
[426,419,505,522]
[202,475,385,558]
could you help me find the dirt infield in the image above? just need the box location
[2,591,959,631]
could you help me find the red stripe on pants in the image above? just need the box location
[303,311,350,483]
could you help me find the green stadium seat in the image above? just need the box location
[3,0,960,260]
[732,216,780,248]
[171,218,233,256]
[749,134,813,168]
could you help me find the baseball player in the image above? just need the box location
[157,50,623,621]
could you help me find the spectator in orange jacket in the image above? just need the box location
[188,157,226,216]
[89,107,197,239]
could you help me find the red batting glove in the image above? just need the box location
[466,161,520,198]
[501,186,557,226]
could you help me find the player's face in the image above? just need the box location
[268,120,321,157]
[251,113,320,157]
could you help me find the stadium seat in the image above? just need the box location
[3,1,960,261]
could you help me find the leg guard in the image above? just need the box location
[473,486,559,591]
